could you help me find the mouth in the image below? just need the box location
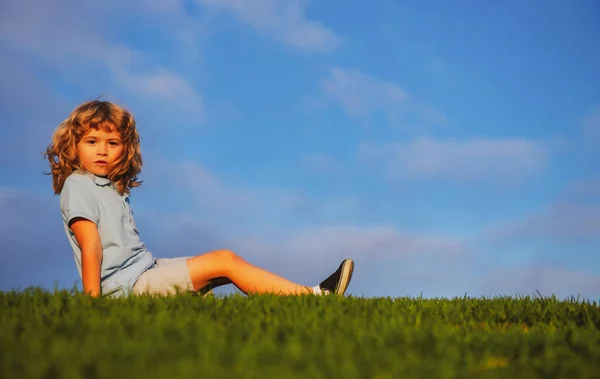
[95,161,108,165]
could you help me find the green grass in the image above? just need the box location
[1,288,599,378]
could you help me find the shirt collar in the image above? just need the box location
[77,170,111,186]
[90,174,111,186]
[79,171,128,197]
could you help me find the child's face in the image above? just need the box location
[76,127,124,177]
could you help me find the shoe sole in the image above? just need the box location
[335,259,354,295]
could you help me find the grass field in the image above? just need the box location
[1,288,599,378]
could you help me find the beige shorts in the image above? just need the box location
[132,257,195,296]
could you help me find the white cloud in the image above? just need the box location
[142,158,317,226]
[197,0,339,52]
[561,178,600,202]
[321,67,446,124]
[0,0,205,118]
[109,65,204,119]
[582,105,600,138]
[139,193,599,300]
[360,137,548,183]
[486,202,600,242]
[284,226,466,260]
[139,157,469,262]
[579,106,600,156]
[303,154,341,174]
[322,67,408,116]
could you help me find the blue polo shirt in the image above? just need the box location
[60,172,156,297]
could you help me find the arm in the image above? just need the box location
[70,218,103,297]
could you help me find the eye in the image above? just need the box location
[86,140,96,145]
[109,141,121,146]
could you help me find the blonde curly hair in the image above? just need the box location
[44,99,143,195]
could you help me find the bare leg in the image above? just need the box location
[186,249,312,295]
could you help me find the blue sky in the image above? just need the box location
[1,0,599,300]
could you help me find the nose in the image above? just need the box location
[97,142,108,156]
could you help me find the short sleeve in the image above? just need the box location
[60,178,100,226]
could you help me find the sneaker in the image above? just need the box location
[319,259,354,295]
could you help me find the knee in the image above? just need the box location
[213,249,244,276]
[215,249,240,265]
